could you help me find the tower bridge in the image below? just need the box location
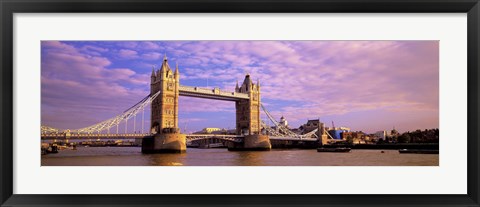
[145,54,267,153]
[41,54,328,153]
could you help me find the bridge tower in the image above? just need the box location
[150,55,179,133]
[142,54,186,153]
[236,74,261,135]
[231,74,271,150]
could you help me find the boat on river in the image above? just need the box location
[398,149,439,154]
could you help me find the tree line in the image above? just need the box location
[389,128,439,143]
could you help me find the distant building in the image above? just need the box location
[327,127,350,140]
[300,119,320,133]
[338,127,350,131]
[203,128,221,133]
[374,129,398,142]
[342,131,367,144]
[374,131,388,140]
[211,128,236,135]
[328,130,345,139]
[193,127,222,134]
[279,116,289,128]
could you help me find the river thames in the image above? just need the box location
[41,147,439,166]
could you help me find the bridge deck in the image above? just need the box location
[41,133,318,142]
[179,85,249,101]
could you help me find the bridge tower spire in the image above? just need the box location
[151,66,156,83]
[174,62,179,78]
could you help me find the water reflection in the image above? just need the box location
[229,151,268,166]
[42,147,439,166]
[148,153,187,166]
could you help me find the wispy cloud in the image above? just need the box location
[141,52,163,60]
[118,49,139,59]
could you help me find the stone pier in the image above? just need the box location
[142,132,186,154]
[228,134,271,151]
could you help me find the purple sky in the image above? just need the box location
[41,41,439,134]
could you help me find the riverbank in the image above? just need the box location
[338,143,439,150]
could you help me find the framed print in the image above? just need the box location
[1,0,479,206]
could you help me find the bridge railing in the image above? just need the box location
[186,134,242,137]
[269,136,318,141]
[41,133,150,139]
[179,85,249,99]
[186,134,244,143]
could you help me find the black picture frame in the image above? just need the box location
[1,0,479,206]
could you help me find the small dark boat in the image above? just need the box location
[317,147,351,153]
[399,149,439,154]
